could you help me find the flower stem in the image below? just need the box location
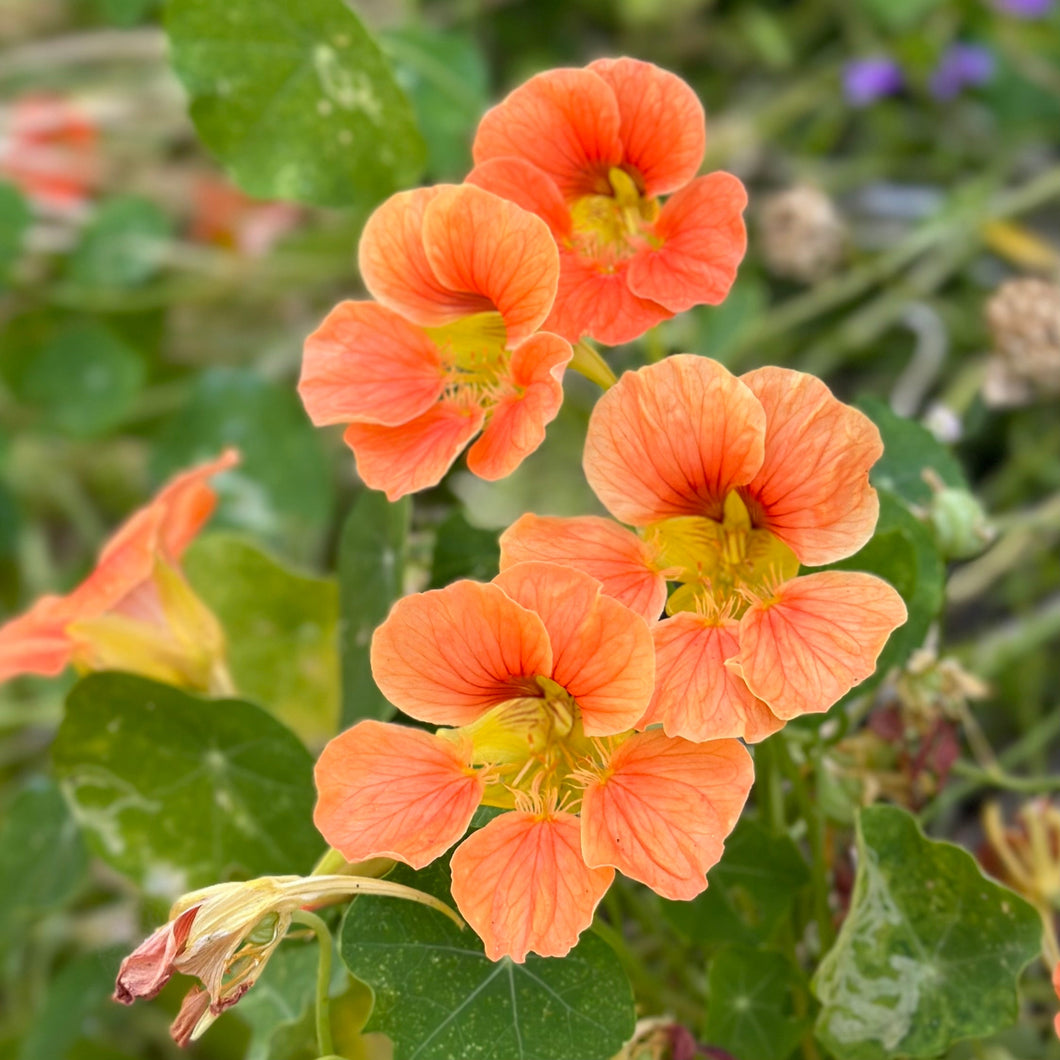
[291,909,335,1060]
[569,339,617,390]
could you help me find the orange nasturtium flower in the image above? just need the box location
[314,561,753,962]
[0,450,237,694]
[467,57,748,347]
[113,873,461,1045]
[299,183,571,500]
[500,356,908,743]
[0,94,99,213]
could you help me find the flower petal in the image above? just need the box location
[584,355,765,525]
[371,579,553,726]
[113,905,200,1003]
[581,730,753,900]
[739,367,883,565]
[472,68,623,200]
[313,720,484,869]
[465,332,571,480]
[299,301,443,427]
[358,186,491,327]
[627,173,747,314]
[342,399,484,501]
[492,561,654,736]
[587,58,705,196]
[543,250,671,346]
[467,157,572,238]
[421,185,560,346]
[499,514,667,623]
[0,595,75,682]
[732,571,908,721]
[450,810,613,962]
[641,612,784,743]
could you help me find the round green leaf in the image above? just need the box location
[65,195,172,291]
[704,946,809,1060]
[183,532,340,748]
[858,396,967,508]
[165,0,426,207]
[0,777,89,950]
[52,673,324,897]
[341,860,636,1060]
[19,323,145,437]
[813,804,1042,1060]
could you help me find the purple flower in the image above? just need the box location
[994,0,1053,18]
[929,43,996,100]
[843,56,905,107]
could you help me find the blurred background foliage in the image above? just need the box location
[2,0,1060,1058]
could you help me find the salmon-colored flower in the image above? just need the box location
[189,176,301,257]
[299,183,571,500]
[468,58,747,347]
[113,873,460,1045]
[0,450,238,694]
[0,94,99,214]
[500,356,907,742]
[314,561,753,962]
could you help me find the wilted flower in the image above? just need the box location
[114,873,461,1045]
[0,450,237,694]
[983,277,1060,406]
[758,184,846,284]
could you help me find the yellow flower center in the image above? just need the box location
[568,167,660,267]
[643,492,800,619]
[440,675,622,814]
[425,311,512,402]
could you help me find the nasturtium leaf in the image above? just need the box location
[338,490,408,727]
[662,817,810,946]
[65,195,171,291]
[0,777,89,949]
[153,367,334,559]
[19,323,145,437]
[704,946,809,1060]
[0,182,29,283]
[17,948,124,1060]
[380,27,488,180]
[184,533,339,748]
[165,0,426,207]
[859,396,967,507]
[341,860,636,1060]
[52,673,324,898]
[429,509,500,588]
[826,490,945,685]
[813,804,1041,1060]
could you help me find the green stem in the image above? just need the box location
[773,736,836,954]
[920,708,1060,825]
[569,339,618,389]
[948,759,1060,795]
[291,910,335,1060]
